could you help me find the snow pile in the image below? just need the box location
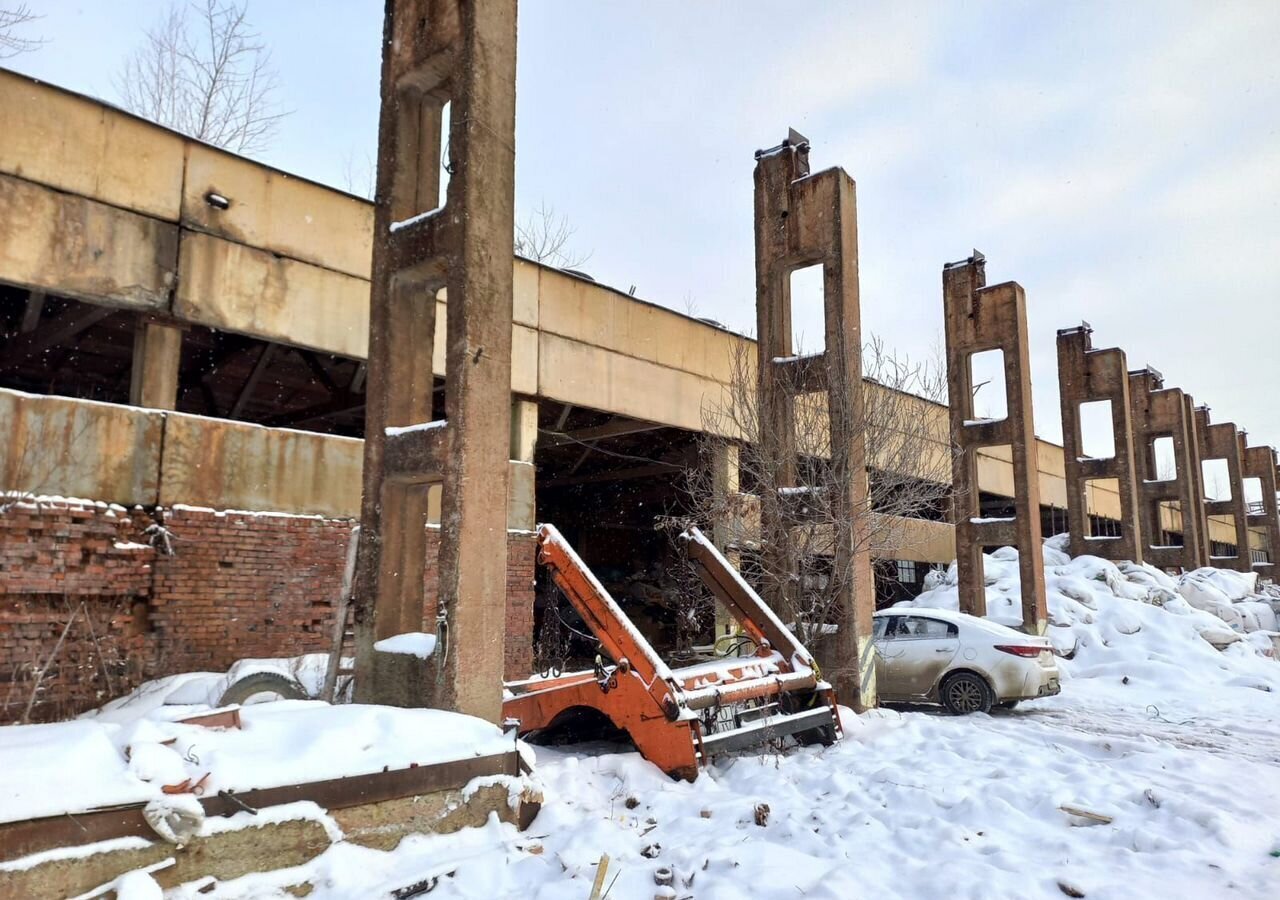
[0,701,519,826]
[84,654,344,724]
[901,534,1280,699]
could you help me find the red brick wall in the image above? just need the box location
[0,501,536,723]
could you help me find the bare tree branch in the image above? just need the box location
[515,202,592,269]
[0,4,45,58]
[115,0,289,156]
[679,335,960,645]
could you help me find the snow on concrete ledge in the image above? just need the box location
[374,632,438,659]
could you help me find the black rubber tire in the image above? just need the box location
[218,671,310,706]
[940,672,994,715]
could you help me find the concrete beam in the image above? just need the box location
[943,252,1047,634]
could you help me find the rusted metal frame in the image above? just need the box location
[228,342,277,418]
[1194,406,1253,571]
[295,348,342,396]
[1056,324,1143,562]
[753,132,876,710]
[20,290,46,332]
[943,254,1048,634]
[0,751,520,865]
[539,417,665,448]
[1128,369,1207,570]
[0,303,115,370]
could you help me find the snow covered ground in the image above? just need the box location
[9,542,1280,898]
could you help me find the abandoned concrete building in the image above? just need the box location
[0,68,1274,723]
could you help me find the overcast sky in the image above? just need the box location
[10,1,1280,451]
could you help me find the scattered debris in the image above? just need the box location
[754,803,770,827]
[1059,805,1114,826]
[1057,880,1086,898]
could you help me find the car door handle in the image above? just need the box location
[934,647,950,653]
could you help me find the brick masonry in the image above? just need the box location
[0,501,536,723]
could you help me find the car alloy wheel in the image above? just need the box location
[941,672,992,715]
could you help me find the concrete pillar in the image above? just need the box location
[753,130,876,710]
[509,398,538,531]
[353,0,517,722]
[129,318,183,410]
[710,442,741,644]
[942,252,1048,634]
[1128,369,1208,571]
[1194,407,1253,572]
[1056,324,1143,562]
[1241,443,1279,580]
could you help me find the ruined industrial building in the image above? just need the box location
[0,66,1271,725]
[1,2,1279,896]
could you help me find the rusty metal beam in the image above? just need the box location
[0,302,114,370]
[228,342,276,418]
[19,290,46,333]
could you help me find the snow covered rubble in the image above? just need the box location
[62,540,1280,899]
[0,701,527,829]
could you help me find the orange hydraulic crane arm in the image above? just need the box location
[679,527,815,670]
[537,524,680,716]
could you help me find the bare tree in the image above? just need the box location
[0,4,44,58]
[116,0,288,156]
[515,202,592,269]
[681,335,958,648]
[340,148,376,200]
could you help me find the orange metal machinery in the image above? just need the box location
[503,524,842,779]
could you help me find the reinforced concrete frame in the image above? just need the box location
[1056,323,1143,563]
[752,129,876,711]
[942,252,1047,634]
[353,0,518,721]
[1194,406,1253,572]
[1242,444,1280,581]
[1128,368,1208,571]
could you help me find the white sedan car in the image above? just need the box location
[872,608,1060,714]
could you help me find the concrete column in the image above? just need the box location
[1195,407,1253,572]
[1242,445,1280,581]
[942,253,1048,635]
[129,318,183,410]
[508,398,538,531]
[710,442,740,644]
[753,131,876,710]
[1128,369,1208,571]
[1055,324,1143,562]
[353,0,517,722]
